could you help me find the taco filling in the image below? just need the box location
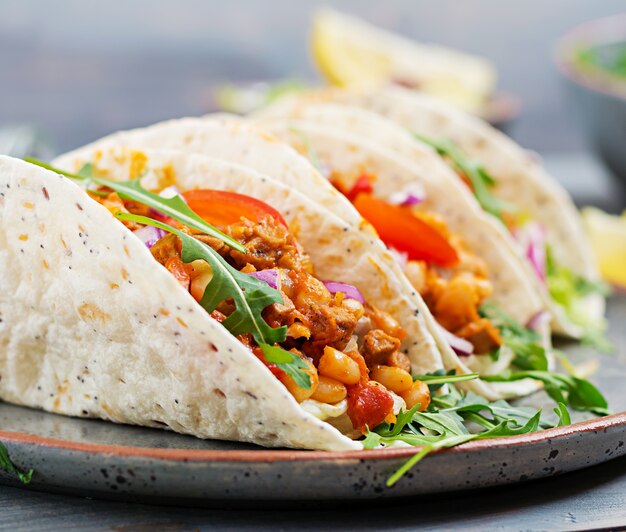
[419,136,609,344]
[90,184,431,436]
[330,171,549,372]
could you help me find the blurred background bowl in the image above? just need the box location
[556,14,626,185]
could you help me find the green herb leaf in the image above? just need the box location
[451,392,553,429]
[116,212,311,390]
[477,410,542,437]
[554,402,571,426]
[0,442,33,484]
[118,213,312,389]
[416,136,516,222]
[412,370,479,386]
[260,344,311,389]
[479,302,549,371]
[118,213,286,343]
[361,430,383,450]
[24,157,246,254]
[386,435,474,487]
[371,376,578,487]
[577,42,626,79]
[482,370,609,416]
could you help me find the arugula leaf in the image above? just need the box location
[482,371,609,415]
[479,302,549,371]
[384,409,543,487]
[416,136,516,222]
[117,213,311,390]
[554,402,571,426]
[412,370,479,386]
[477,411,542,437]
[260,344,311,389]
[386,434,474,487]
[479,302,541,343]
[24,157,246,254]
[372,379,568,486]
[0,442,33,484]
[502,336,549,371]
[451,392,553,430]
[368,366,588,487]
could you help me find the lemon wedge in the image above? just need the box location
[582,207,626,288]
[310,7,496,113]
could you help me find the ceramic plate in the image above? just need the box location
[0,297,624,505]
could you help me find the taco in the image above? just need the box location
[55,120,549,400]
[2,149,461,449]
[241,118,553,399]
[252,87,607,343]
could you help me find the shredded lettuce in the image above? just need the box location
[545,246,612,350]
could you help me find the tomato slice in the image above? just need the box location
[347,174,375,202]
[183,189,288,228]
[353,194,459,266]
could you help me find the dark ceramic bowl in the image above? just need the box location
[556,14,626,183]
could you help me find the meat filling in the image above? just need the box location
[96,187,428,433]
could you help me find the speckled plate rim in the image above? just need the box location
[1,411,625,462]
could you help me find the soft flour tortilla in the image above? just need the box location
[55,146,444,380]
[254,87,604,338]
[0,154,368,450]
[237,120,551,399]
[54,122,449,379]
[55,117,363,232]
[54,120,546,399]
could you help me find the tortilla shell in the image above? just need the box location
[0,154,364,450]
[243,120,550,399]
[255,87,605,337]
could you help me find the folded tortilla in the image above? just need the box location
[242,119,551,399]
[55,120,547,400]
[251,87,605,339]
[0,152,456,450]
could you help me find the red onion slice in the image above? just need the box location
[248,269,279,289]
[388,184,425,207]
[133,226,166,249]
[513,222,547,284]
[527,240,546,283]
[323,281,365,303]
[436,323,474,357]
[525,310,551,332]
